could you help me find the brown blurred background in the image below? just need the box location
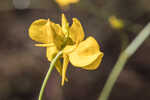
[0,0,150,100]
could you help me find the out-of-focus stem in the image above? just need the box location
[98,23,150,100]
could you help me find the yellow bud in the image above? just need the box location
[55,0,79,8]
[109,16,124,30]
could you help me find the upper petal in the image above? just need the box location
[69,36,103,67]
[69,18,84,43]
[50,23,65,49]
[29,19,64,49]
[51,23,64,38]
[29,19,53,43]
[61,13,69,34]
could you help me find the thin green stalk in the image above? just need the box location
[38,51,63,100]
[98,23,150,100]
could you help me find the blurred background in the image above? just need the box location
[0,0,150,100]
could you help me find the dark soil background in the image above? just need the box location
[0,0,150,100]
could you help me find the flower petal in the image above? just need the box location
[51,23,64,38]
[35,43,55,47]
[81,53,103,70]
[29,19,54,43]
[61,54,69,86]
[69,36,103,68]
[63,44,77,54]
[50,23,65,49]
[69,18,84,43]
[46,46,58,61]
[62,13,69,34]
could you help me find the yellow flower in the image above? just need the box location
[28,14,104,86]
[55,0,79,8]
[108,16,124,29]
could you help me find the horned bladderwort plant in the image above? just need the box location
[98,23,150,100]
[28,14,103,100]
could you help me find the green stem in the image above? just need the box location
[98,52,129,100]
[38,51,63,100]
[98,23,150,100]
